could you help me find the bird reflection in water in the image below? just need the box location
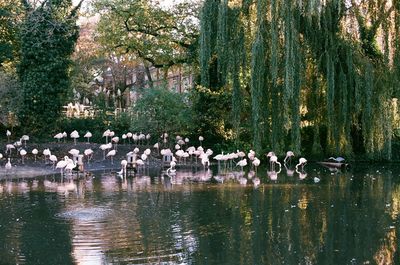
[268,166,282,181]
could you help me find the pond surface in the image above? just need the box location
[0,163,399,265]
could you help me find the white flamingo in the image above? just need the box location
[84,149,93,164]
[237,158,247,172]
[126,132,133,143]
[21,135,29,147]
[106,149,116,164]
[112,136,119,150]
[103,129,111,143]
[56,157,70,175]
[65,159,77,174]
[62,132,67,142]
[136,159,145,173]
[252,157,260,174]
[118,159,128,179]
[201,153,210,170]
[284,151,295,164]
[20,149,27,164]
[54,133,63,142]
[70,130,80,145]
[32,148,38,161]
[266,152,281,171]
[248,150,256,161]
[199,136,204,146]
[6,130,11,142]
[295,157,307,171]
[84,131,92,143]
[6,144,15,155]
[5,158,12,171]
[49,155,58,169]
[100,143,112,160]
[43,148,51,163]
[167,160,176,175]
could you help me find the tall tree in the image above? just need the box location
[93,0,199,83]
[18,0,82,134]
[197,0,399,160]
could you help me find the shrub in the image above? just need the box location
[130,87,193,138]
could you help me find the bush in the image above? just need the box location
[130,87,194,138]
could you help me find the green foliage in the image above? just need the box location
[199,0,219,88]
[196,0,400,160]
[131,87,193,138]
[0,0,23,67]
[18,0,80,134]
[0,69,21,128]
[93,0,199,69]
[191,85,233,147]
[250,0,268,154]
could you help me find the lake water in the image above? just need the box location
[0,163,399,264]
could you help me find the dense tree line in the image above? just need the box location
[1,0,400,160]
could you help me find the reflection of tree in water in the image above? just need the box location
[1,166,400,264]
[0,179,74,265]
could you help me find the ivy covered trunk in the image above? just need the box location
[18,0,80,135]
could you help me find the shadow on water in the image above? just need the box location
[0,163,399,264]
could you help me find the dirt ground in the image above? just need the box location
[0,141,164,178]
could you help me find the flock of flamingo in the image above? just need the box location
[1,129,310,183]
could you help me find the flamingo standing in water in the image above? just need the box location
[84,149,93,164]
[20,149,27,164]
[266,152,281,171]
[295,157,307,171]
[237,158,247,172]
[118,159,128,179]
[167,160,176,175]
[213,152,224,172]
[284,151,295,165]
[112,136,119,150]
[106,149,116,164]
[49,155,58,169]
[5,158,12,171]
[252,157,260,174]
[56,157,69,175]
[100,143,112,160]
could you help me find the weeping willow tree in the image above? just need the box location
[198,0,400,160]
[250,0,268,153]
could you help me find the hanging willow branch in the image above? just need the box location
[250,0,267,153]
[217,0,228,85]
